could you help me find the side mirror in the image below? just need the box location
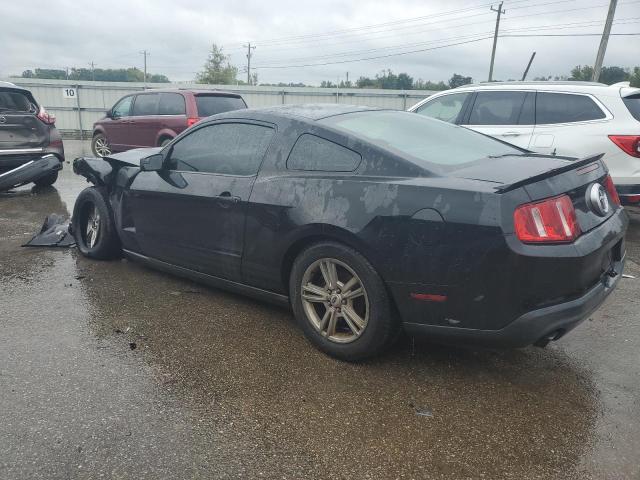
[140,153,164,172]
[106,109,114,119]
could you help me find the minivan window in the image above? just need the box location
[320,111,520,172]
[623,94,640,122]
[132,93,160,116]
[468,91,529,125]
[194,95,246,117]
[536,92,606,124]
[112,96,133,117]
[158,93,186,115]
[287,134,361,172]
[415,92,470,123]
[167,123,274,175]
[0,90,33,112]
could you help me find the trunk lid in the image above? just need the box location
[0,87,48,149]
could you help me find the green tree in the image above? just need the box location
[570,65,594,81]
[196,43,238,85]
[448,73,472,88]
[629,67,640,88]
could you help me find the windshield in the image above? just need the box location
[320,110,521,172]
[194,95,246,117]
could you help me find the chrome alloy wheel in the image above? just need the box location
[300,258,369,343]
[85,204,100,248]
[94,136,111,157]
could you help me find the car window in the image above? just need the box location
[415,93,470,123]
[112,96,133,117]
[0,90,35,112]
[158,93,186,115]
[287,134,361,172]
[320,111,520,172]
[167,123,274,175]
[622,94,640,122]
[132,93,160,116]
[536,92,606,124]
[194,95,246,117]
[468,91,528,125]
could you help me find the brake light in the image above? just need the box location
[603,174,621,206]
[37,106,56,125]
[514,194,580,244]
[187,117,200,127]
[609,135,640,158]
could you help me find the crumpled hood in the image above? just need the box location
[105,147,161,166]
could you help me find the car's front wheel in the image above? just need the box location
[290,242,398,361]
[72,187,121,259]
[91,133,111,157]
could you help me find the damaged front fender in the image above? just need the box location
[72,157,114,186]
[0,154,62,192]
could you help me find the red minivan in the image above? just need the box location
[91,89,247,157]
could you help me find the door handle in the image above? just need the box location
[216,191,240,204]
[501,131,521,137]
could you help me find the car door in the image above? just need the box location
[530,91,610,156]
[413,92,473,124]
[129,92,161,148]
[104,95,134,151]
[127,121,275,280]
[463,91,535,150]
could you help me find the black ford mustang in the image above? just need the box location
[72,104,628,360]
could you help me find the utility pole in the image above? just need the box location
[140,50,149,86]
[521,51,536,81]
[244,43,256,85]
[89,61,96,81]
[65,67,69,80]
[488,2,505,82]
[592,0,618,82]
[346,71,349,86]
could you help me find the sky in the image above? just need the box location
[1,0,639,86]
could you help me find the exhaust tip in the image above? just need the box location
[534,329,565,348]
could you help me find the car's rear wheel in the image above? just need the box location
[91,133,111,157]
[290,242,398,361]
[72,187,121,259]
[33,171,59,188]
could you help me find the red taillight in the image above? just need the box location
[514,194,580,244]
[37,106,56,125]
[603,174,621,206]
[187,117,200,127]
[609,135,640,158]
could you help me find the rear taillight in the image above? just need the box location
[37,107,56,125]
[603,174,621,206]
[187,117,200,127]
[514,194,580,244]
[609,135,640,158]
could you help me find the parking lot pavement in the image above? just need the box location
[1,140,639,480]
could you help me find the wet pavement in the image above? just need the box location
[1,141,639,480]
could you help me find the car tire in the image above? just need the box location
[290,241,398,361]
[72,187,121,260]
[91,133,111,157]
[33,171,59,188]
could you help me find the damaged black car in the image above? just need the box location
[70,104,628,360]
[0,82,64,192]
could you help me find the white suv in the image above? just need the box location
[409,81,640,204]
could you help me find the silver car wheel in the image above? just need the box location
[94,136,111,157]
[85,204,100,249]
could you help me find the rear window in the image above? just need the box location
[320,111,520,172]
[194,95,246,117]
[623,94,640,122]
[0,90,35,112]
[536,92,606,124]
[287,134,361,172]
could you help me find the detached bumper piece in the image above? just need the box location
[23,214,74,248]
[0,154,62,192]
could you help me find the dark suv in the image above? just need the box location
[91,89,247,157]
[0,82,64,190]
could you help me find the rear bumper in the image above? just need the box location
[404,252,625,348]
[0,154,62,191]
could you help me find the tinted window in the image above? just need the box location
[112,96,133,117]
[468,91,528,125]
[536,92,606,124]
[158,93,186,115]
[0,90,34,112]
[287,134,361,172]
[415,92,470,123]
[167,123,273,175]
[622,94,640,122]
[320,111,520,172]
[194,95,246,117]
[132,93,159,116]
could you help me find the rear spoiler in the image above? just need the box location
[495,153,605,193]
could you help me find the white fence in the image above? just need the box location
[2,78,436,137]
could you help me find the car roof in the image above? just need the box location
[247,103,383,121]
[448,81,626,94]
[0,81,28,92]
[136,88,243,98]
